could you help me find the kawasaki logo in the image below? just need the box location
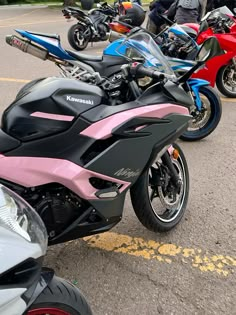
[66,95,94,105]
[114,168,141,179]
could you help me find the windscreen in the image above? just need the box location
[202,6,234,21]
[116,32,175,75]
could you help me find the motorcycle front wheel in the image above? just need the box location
[130,143,189,232]
[27,276,92,315]
[180,86,222,141]
[68,24,90,51]
[216,63,236,98]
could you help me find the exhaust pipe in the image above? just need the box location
[6,35,48,60]
[108,31,125,43]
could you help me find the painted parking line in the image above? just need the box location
[0,77,30,83]
[0,19,63,28]
[220,97,236,103]
[84,232,236,277]
[0,77,236,103]
[0,8,42,22]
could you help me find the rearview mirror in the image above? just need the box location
[198,20,208,35]
[196,37,224,62]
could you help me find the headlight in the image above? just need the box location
[0,185,47,255]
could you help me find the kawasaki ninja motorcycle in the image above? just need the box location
[0,32,209,244]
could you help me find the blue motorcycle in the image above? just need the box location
[6,27,222,141]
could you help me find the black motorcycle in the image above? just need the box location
[63,3,117,50]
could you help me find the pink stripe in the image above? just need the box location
[31,111,74,121]
[0,155,130,200]
[81,104,189,139]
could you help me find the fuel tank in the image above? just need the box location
[2,77,107,141]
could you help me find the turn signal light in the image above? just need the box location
[172,149,180,160]
[109,22,130,34]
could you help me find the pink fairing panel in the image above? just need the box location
[30,112,74,121]
[0,155,130,200]
[81,104,189,139]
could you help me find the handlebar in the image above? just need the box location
[130,63,176,82]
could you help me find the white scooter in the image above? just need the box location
[0,185,92,315]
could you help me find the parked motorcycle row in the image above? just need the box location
[1,2,235,315]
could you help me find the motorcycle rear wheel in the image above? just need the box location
[180,86,222,141]
[216,64,236,98]
[130,143,189,232]
[68,24,90,51]
[27,276,92,315]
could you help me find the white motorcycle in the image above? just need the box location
[0,185,92,315]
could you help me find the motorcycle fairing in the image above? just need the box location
[3,77,107,141]
[0,108,190,244]
[15,29,75,61]
[168,57,196,72]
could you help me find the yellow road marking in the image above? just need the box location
[0,19,63,28]
[0,77,30,83]
[0,77,235,103]
[220,97,236,103]
[84,232,236,277]
[0,8,42,22]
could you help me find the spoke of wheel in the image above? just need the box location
[150,188,156,201]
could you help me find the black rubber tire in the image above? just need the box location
[130,143,189,232]
[16,78,46,100]
[27,276,93,315]
[180,85,222,141]
[68,24,90,51]
[216,64,236,98]
[81,0,94,10]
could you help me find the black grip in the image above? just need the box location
[135,64,165,80]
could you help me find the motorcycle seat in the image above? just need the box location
[27,31,60,41]
[0,129,21,153]
[67,50,103,62]
[67,7,87,16]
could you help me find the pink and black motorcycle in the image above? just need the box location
[0,33,219,244]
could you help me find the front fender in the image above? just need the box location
[25,268,54,309]
[187,78,210,110]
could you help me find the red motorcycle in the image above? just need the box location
[184,6,236,97]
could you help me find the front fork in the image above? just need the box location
[226,58,236,85]
[161,150,181,190]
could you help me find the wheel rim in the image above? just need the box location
[222,65,236,95]
[27,308,71,315]
[188,94,212,132]
[74,28,87,47]
[148,153,186,223]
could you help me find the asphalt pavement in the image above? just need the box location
[0,6,235,315]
